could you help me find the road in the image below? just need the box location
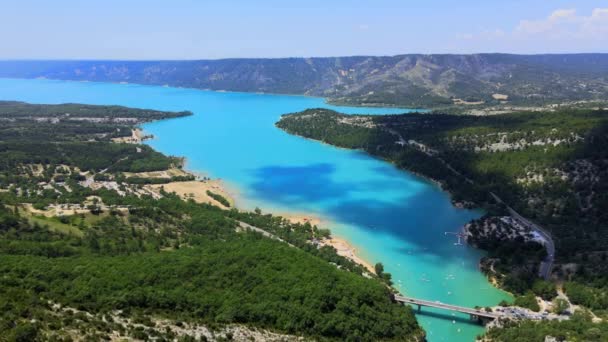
[236,221,295,247]
[393,295,503,320]
[490,192,555,280]
[386,127,555,280]
[99,156,129,174]
[512,211,555,279]
[394,295,572,323]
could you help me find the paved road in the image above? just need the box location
[386,127,556,280]
[236,221,295,247]
[394,295,503,319]
[490,192,555,280]
[510,210,555,279]
[99,156,129,174]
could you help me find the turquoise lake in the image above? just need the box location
[0,78,511,341]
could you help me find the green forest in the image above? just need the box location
[0,198,420,341]
[0,102,422,341]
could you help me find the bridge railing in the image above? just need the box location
[393,295,503,319]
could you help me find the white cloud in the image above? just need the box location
[515,8,577,34]
[582,8,608,36]
[455,8,608,52]
[550,9,577,20]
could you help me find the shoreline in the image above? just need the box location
[325,97,427,111]
[278,212,377,274]
[320,237,376,274]
[17,76,417,110]
[282,213,322,227]
[279,127,471,208]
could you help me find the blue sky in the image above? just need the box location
[1,0,607,59]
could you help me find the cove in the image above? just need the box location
[0,78,511,341]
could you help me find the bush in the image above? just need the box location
[206,190,230,207]
[514,292,540,312]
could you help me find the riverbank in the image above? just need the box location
[282,213,322,227]
[320,237,376,274]
[270,211,378,275]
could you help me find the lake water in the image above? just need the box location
[0,78,511,341]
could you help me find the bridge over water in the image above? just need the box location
[394,295,504,324]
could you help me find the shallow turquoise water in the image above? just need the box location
[0,78,511,341]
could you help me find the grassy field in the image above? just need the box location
[15,206,97,237]
[27,215,84,237]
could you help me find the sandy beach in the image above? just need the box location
[147,179,235,208]
[278,213,375,273]
[282,214,322,226]
[112,128,143,144]
[321,237,376,274]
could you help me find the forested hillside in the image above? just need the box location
[277,108,608,327]
[0,102,423,341]
[2,54,608,107]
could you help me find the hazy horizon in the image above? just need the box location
[3,51,608,62]
[2,0,607,60]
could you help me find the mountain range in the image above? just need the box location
[2,54,608,107]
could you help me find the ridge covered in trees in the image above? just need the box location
[3,54,608,107]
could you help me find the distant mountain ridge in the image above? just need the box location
[2,54,608,107]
